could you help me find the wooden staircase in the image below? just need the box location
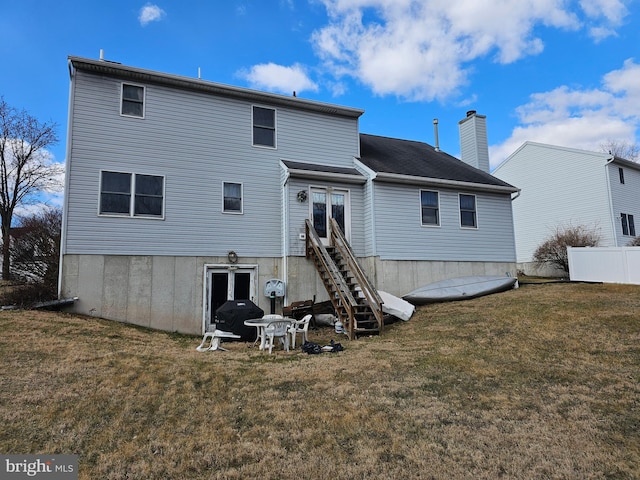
[305,219,384,340]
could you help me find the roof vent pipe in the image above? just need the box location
[433,118,440,152]
[99,49,104,61]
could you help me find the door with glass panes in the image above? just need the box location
[311,187,350,245]
[205,267,256,331]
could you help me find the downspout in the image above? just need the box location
[281,165,290,308]
[604,156,618,246]
[57,60,76,298]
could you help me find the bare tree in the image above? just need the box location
[533,224,601,274]
[600,139,639,162]
[0,97,62,280]
[11,207,62,294]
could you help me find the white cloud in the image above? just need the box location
[491,59,640,169]
[139,4,166,26]
[240,63,319,95]
[311,0,627,100]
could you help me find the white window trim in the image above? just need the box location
[202,263,259,333]
[251,105,277,149]
[420,189,441,228]
[120,82,146,119]
[459,193,478,229]
[222,181,244,214]
[98,170,165,219]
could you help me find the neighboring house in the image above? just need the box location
[60,56,518,335]
[493,141,640,275]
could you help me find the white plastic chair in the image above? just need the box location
[288,314,312,349]
[196,329,240,352]
[264,320,290,354]
[254,314,283,348]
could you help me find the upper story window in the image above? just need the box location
[223,182,243,214]
[621,213,636,236]
[100,171,164,218]
[619,167,625,184]
[121,83,145,118]
[420,190,440,226]
[252,106,276,148]
[459,193,477,228]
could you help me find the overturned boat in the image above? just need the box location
[403,275,518,305]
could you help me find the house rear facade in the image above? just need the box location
[60,56,518,334]
[493,141,640,274]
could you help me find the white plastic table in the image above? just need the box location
[244,317,292,350]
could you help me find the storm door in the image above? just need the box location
[311,187,350,245]
[205,266,256,331]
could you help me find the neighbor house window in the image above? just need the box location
[621,213,636,236]
[252,106,276,147]
[223,182,243,213]
[459,194,477,228]
[420,190,440,226]
[121,83,145,117]
[100,171,164,217]
[619,167,625,184]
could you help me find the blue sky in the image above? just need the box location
[1,0,639,178]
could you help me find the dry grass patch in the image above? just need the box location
[0,282,638,479]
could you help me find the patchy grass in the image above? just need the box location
[0,282,638,479]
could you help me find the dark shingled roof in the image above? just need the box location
[359,133,517,191]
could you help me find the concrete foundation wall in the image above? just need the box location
[282,256,517,301]
[60,254,284,335]
[61,254,517,334]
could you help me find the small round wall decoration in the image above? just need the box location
[297,190,308,202]
[227,251,238,263]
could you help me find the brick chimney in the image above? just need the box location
[458,110,490,172]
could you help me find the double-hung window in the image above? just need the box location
[252,106,276,147]
[621,213,636,236]
[100,171,164,218]
[121,83,145,118]
[223,182,243,214]
[420,190,440,226]
[459,194,477,228]
[619,167,625,184]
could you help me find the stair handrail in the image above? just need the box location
[329,218,384,332]
[305,220,358,317]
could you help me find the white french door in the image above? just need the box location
[311,187,350,245]
[204,266,256,331]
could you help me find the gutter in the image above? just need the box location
[285,167,366,185]
[373,171,519,194]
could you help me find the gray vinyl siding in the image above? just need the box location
[372,182,516,261]
[494,143,615,263]
[609,162,640,244]
[65,70,359,257]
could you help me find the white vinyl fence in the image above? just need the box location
[567,246,640,285]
